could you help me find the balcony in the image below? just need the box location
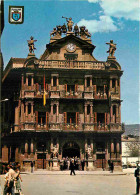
[36,124,49,131]
[62,123,82,131]
[39,60,106,70]
[94,92,108,100]
[22,84,36,91]
[60,91,83,99]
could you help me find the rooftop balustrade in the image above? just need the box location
[39,60,106,70]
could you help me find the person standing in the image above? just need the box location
[3,168,10,195]
[15,166,23,195]
[31,161,34,173]
[110,161,114,173]
[70,159,76,175]
[134,167,139,194]
[7,165,16,195]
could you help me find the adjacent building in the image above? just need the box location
[1,18,124,171]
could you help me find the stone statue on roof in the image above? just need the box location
[27,36,37,54]
[62,16,74,32]
[50,27,57,37]
[73,24,79,36]
[106,40,116,57]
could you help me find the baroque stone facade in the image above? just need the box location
[1,19,124,171]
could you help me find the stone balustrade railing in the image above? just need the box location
[39,60,106,70]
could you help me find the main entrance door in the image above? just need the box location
[62,142,80,158]
[37,154,46,169]
[96,154,106,169]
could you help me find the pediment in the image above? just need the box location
[41,35,96,61]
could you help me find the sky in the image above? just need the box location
[1,0,140,124]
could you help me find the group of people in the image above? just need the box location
[3,163,23,195]
[60,157,85,171]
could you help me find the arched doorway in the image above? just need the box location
[62,142,80,158]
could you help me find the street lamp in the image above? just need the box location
[0,98,9,102]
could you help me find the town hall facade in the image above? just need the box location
[1,18,124,171]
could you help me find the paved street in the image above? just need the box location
[0,170,137,195]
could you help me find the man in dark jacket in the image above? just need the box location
[134,167,139,194]
[70,159,76,175]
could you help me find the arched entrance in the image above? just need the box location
[62,142,80,158]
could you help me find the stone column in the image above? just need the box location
[51,102,53,121]
[2,145,9,163]
[15,148,19,162]
[30,139,34,158]
[15,105,19,132]
[56,102,59,123]
[85,77,87,89]
[51,76,53,88]
[111,141,114,159]
[90,104,93,123]
[90,77,92,87]
[25,102,28,122]
[84,104,87,123]
[31,75,34,86]
[31,102,34,122]
[26,75,28,86]
[25,141,28,158]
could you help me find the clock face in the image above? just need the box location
[66,43,76,52]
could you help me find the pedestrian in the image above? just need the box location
[31,161,34,173]
[81,159,85,171]
[70,159,76,175]
[134,166,139,194]
[110,161,114,173]
[7,164,16,195]
[15,166,23,195]
[3,168,10,195]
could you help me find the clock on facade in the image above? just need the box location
[66,43,76,52]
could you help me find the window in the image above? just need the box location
[87,105,90,115]
[53,76,57,86]
[28,76,32,86]
[38,112,46,125]
[67,85,75,92]
[87,77,90,87]
[53,104,56,114]
[28,104,31,114]
[67,112,76,123]
[112,79,115,88]
[97,113,105,123]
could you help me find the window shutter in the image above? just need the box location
[35,111,38,124]
[64,112,67,124]
[76,112,79,125]
[65,84,67,93]
[94,112,97,123]
[93,85,96,95]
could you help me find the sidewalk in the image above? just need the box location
[0,168,135,177]
[21,170,127,176]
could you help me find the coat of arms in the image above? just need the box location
[9,6,24,24]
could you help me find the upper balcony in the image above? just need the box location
[39,60,106,70]
[60,90,83,99]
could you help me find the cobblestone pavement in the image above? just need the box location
[0,170,136,195]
